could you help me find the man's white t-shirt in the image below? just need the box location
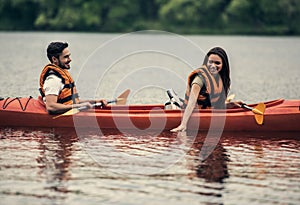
[43,74,64,99]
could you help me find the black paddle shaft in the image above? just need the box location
[78,99,117,111]
[241,104,253,111]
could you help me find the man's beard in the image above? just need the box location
[58,60,70,69]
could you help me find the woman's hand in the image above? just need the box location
[170,124,187,132]
[226,101,243,109]
[171,84,200,133]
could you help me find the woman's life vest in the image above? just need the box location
[183,65,225,109]
[39,64,79,105]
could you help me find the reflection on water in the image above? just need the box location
[0,128,299,205]
[35,129,77,194]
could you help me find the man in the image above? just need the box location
[39,42,107,114]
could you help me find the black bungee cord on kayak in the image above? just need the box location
[2,96,33,111]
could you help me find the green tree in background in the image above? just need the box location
[34,0,104,31]
[224,0,300,34]
[0,0,39,30]
[0,0,299,35]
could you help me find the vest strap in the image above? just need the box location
[57,93,79,104]
[63,82,75,89]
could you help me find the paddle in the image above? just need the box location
[53,89,130,119]
[226,94,265,125]
[237,102,266,125]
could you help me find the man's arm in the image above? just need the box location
[43,75,94,114]
[45,95,72,114]
[45,95,93,114]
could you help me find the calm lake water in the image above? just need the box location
[0,32,299,205]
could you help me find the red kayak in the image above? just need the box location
[0,97,299,132]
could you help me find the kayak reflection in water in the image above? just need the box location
[171,47,240,132]
[39,42,107,114]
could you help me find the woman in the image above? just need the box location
[171,47,231,132]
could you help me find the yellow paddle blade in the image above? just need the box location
[114,98,126,104]
[116,89,130,105]
[254,114,264,125]
[52,108,80,119]
[253,103,266,125]
[252,103,266,115]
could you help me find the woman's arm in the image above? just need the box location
[170,83,201,132]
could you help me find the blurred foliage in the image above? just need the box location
[0,0,299,34]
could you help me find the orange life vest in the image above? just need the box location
[39,64,79,105]
[183,65,225,109]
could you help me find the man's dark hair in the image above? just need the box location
[47,42,68,63]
